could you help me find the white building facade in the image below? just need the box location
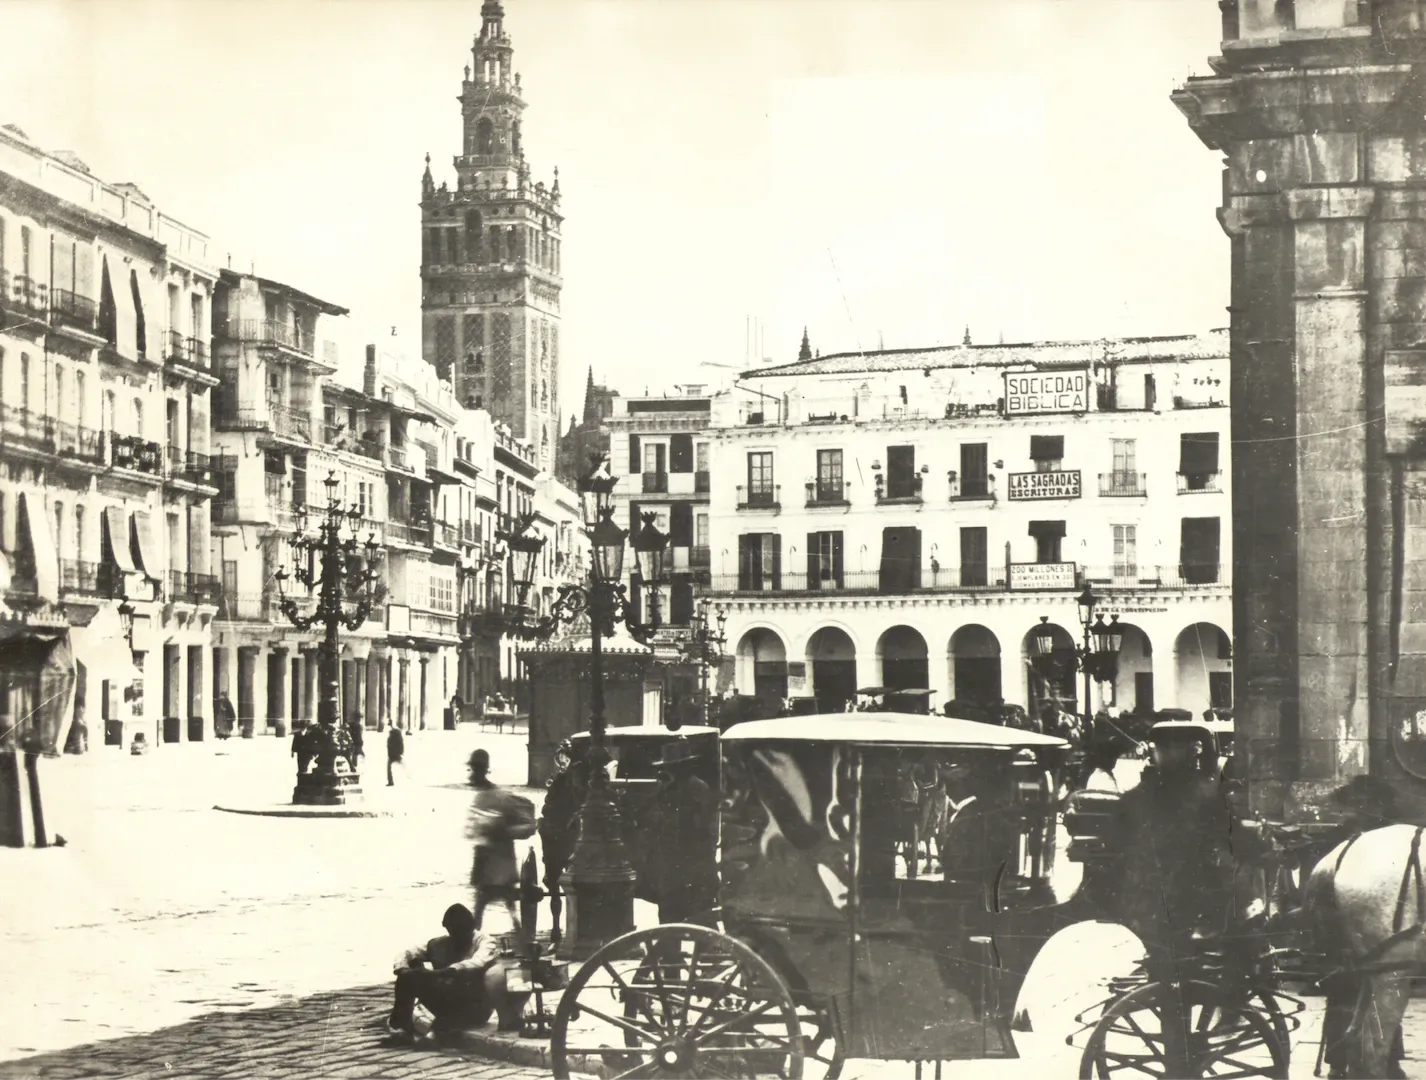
[707,330,1233,719]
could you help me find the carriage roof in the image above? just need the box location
[721,712,1069,749]
[571,725,719,743]
[1151,719,1233,740]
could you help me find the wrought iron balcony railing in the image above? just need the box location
[736,484,780,510]
[1099,471,1147,497]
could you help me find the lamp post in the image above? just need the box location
[681,597,727,729]
[273,471,381,806]
[495,458,668,958]
[1031,584,1124,726]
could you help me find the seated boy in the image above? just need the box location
[388,903,529,1039]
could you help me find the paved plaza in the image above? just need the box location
[5,733,1426,1079]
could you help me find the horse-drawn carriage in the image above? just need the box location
[548,713,1081,1078]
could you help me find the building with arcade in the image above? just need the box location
[704,329,1234,719]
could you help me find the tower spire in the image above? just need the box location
[963,325,971,346]
[422,153,434,198]
[798,327,812,361]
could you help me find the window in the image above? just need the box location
[133,397,144,438]
[695,512,709,549]
[53,502,64,560]
[74,505,85,563]
[1030,435,1064,472]
[1113,524,1137,581]
[430,573,455,612]
[1111,438,1137,477]
[885,445,917,499]
[1029,520,1065,564]
[960,527,988,587]
[643,441,667,474]
[20,225,30,278]
[737,533,781,591]
[1209,671,1232,710]
[19,353,29,412]
[960,443,988,497]
[746,451,775,504]
[1179,432,1220,489]
[695,442,709,473]
[816,449,844,502]
[878,526,921,593]
[669,434,693,473]
[104,390,116,432]
[1180,517,1221,585]
[75,370,86,429]
[807,530,844,589]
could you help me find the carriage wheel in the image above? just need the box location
[551,923,806,1079]
[793,997,844,1080]
[1078,979,1289,1079]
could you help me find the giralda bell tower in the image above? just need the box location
[421,0,563,473]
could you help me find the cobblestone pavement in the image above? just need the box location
[0,984,545,1080]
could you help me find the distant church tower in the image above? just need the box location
[421,0,563,472]
[1175,2,1426,820]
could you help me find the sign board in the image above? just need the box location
[1005,370,1090,416]
[1009,562,1077,590]
[1008,469,1082,500]
[386,604,410,634]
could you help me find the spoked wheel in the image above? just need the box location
[1078,979,1289,1079]
[793,997,844,1080]
[551,923,806,1079]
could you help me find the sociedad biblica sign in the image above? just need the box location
[1009,562,1077,590]
[1005,370,1090,415]
[1008,470,1082,500]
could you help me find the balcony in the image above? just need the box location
[690,545,711,568]
[59,559,122,599]
[48,286,98,337]
[702,567,1011,597]
[806,481,850,508]
[5,273,48,323]
[432,521,461,549]
[351,435,384,462]
[0,405,106,470]
[387,519,433,547]
[1081,563,1225,588]
[736,484,780,511]
[385,443,415,472]
[948,474,994,502]
[875,477,924,506]
[642,471,668,494]
[270,403,312,443]
[1177,471,1223,494]
[164,447,225,490]
[162,330,214,379]
[167,570,221,606]
[460,520,482,547]
[218,317,313,357]
[1099,472,1147,498]
[411,608,459,639]
[695,470,710,493]
[109,434,164,477]
[214,591,275,621]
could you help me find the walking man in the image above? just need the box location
[466,748,535,930]
[386,724,405,787]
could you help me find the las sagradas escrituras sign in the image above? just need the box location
[1008,470,1082,500]
[1004,370,1089,415]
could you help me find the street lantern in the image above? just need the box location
[588,508,627,585]
[1075,584,1098,625]
[1093,613,1124,659]
[632,513,668,586]
[117,595,136,649]
[1031,615,1056,658]
[505,523,546,609]
[578,455,618,530]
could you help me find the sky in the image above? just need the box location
[1,0,1227,416]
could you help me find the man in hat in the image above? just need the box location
[466,748,534,930]
[389,902,530,1039]
[643,738,719,925]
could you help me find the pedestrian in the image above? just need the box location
[292,723,315,776]
[387,902,529,1041]
[386,724,405,787]
[466,748,536,930]
[346,720,364,772]
[641,738,718,925]
[537,739,586,941]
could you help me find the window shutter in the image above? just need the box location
[670,434,693,473]
[628,500,642,544]
[831,532,844,585]
[671,579,693,625]
[770,534,782,590]
[74,241,94,298]
[628,434,641,475]
[1030,435,1063,461]
[1179,433,1220,475]
[807,532,818,589]
[130,269,147,359]
[738,534,755,590]
[98,256,117,345]
[670,503,693,547]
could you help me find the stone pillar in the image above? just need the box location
[419,656,429,730]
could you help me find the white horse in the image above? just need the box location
[1305,823,1424,1079]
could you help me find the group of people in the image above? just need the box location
[289,720,407,787]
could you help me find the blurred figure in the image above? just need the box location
[642,738,718,925]
[386,723,405,786]
[467,748,536,930]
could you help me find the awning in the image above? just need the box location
[0,628,76,756]
[1180,432,1220,475]
[131,512,159,580]
[104,507,138,574]
[1028,520,1066,539]
[19,493,59,603]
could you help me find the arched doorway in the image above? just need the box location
[1174,622,1231,713]
[806,627,857,713]
[736,628,788,714]
[1109,624,1154,714]
[877,625,929,690]
[1023,622,1076,718]
[948,625,1002,705]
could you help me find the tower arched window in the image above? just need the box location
[465,210,483,261]
[476,118,495,155]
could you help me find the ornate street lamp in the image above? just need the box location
[117,595,136,650]
[501,455,668,958]
[681,597,727,729]
[1035,585,1123,726]
[272,471,381,806]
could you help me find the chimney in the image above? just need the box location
[364,344,378,396]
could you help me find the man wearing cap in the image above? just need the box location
[389,902,529,1039]
[643,737,719,925]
